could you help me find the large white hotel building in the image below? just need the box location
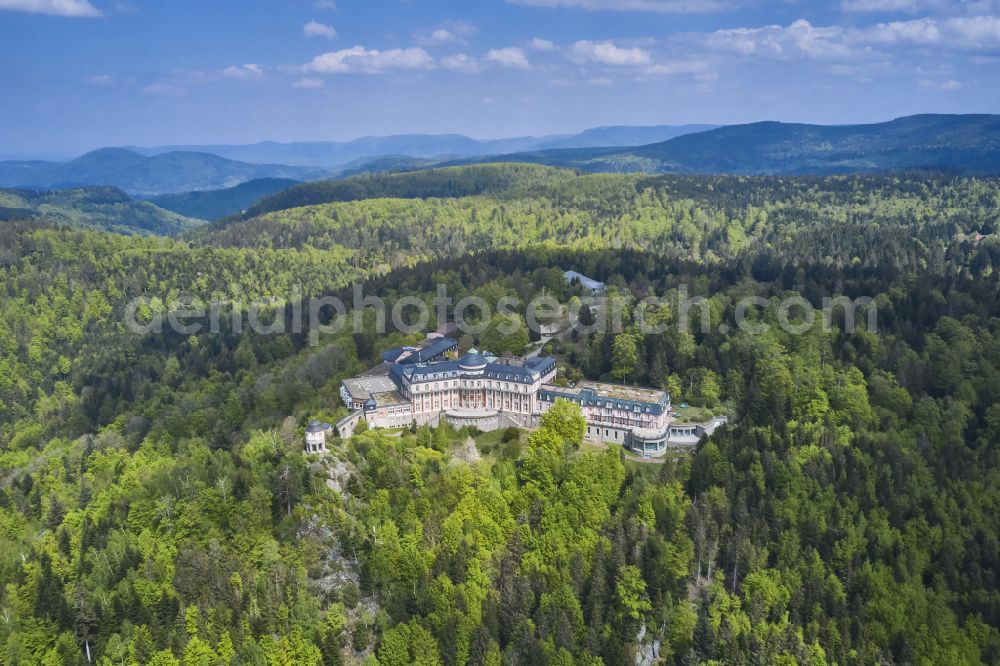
[329,336,725,457]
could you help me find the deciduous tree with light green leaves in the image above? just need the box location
[539,398,586,447]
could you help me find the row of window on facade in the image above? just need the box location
[430,387,530,395]
[587,425,627,440]
[418,371,533,382]
[413,380,531,392]
[592,416,659,427]
[415,396,530,411]
[540,394,656,413]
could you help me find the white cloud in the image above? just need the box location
[641,59,715,78]
[415,21,478,46]
[553,75,614,86]
[485,47,532,69]
[706,20,856,60]
[441,53,479,72]
[841,0,944,12]
[862,17,941,44]
[416,28,463,46]
[0,0,101,17]
[314,0,336,9]
[431,29,460,43]
[920,77,963,89]
[82,74,114,85]
[141,83,186,97]
[222,63,263,79]
[304,20,337,39]
[702,16,1000,62]
[528,37,557,51]
[506,0,732,12]
[861,16,1000,49]
[568,40,653,66]
[293,77,325,88]
[562,39,714,82]
[307,46,434,74]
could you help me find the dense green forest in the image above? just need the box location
[0,187,201,236]
[209,167,998,270]
[1,168,998,664]
[233,164,579,221]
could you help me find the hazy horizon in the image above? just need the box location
[4,112,997,162]
[0,121,719,160]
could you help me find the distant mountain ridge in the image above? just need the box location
[0,148,319,196]
[448,114,1000,176]
[4,116,998,200]
[532,125,718,150]
[0,126,714,196]
[123,125,718,167]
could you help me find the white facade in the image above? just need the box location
[394,355,556,428]
[332,346,721,458]
[537,381,673,457]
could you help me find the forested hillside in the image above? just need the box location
[149,179,300,221]
[234,164,578,221]
[0,187,201,236]
[1,169,998,665]
[208,169,999,270]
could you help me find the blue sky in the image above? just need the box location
[0,0,998,155]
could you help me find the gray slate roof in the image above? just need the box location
[389,355,556,386]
